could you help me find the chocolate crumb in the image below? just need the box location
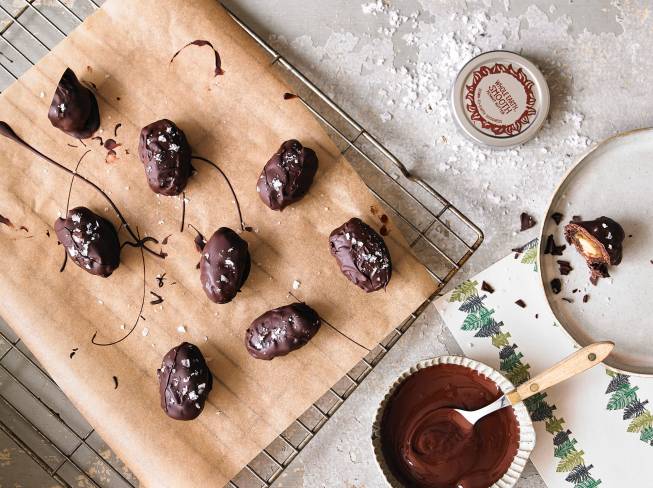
[283,92,298,100]
[149,291,164,305]
[112,376,118,389]
[104,138,121,150]
[562,297,574,303]
[481,281,495,293]
[628,234,633,238]
[379,225,389,236]
[46,230,50,237]
[544,234,566,255]
[535,314,539,319]
[380,214,389,224]
[551,212,563,225]
[572,288,579,293]
[550,278,562,294]
[520,212,536,231]
[572,215,582,222]
[583,294,590,303]
[69,347,78,359]
[116,97,121,101]
[515,299,526,308]
[161,234,172,245]
[557,260,573,275]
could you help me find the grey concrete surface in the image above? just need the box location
[1,0,651,487]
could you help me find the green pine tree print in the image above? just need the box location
[604,369,653,446]
[449,270,602,487]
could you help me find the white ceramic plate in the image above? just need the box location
[539,128,653,376]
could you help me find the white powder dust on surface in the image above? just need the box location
[269,1,639,278]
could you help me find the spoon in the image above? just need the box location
[451,341,614,428]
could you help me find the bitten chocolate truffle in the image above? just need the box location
[54,207,120,277]
[199,227,250,304]
[138,119,192,196]
[48,68,100,139]
[245,303,321,360]
[256,139,318,211]
[564,216,625,285]
[157,342,213,421]
[329,218,392,292]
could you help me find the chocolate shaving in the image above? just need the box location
[149,291,164,305]
[156,273,167,288]
[113,123,122,137]
[535,314,539,319]
[543,234,566,255]
[557,260,573,275]
[112,375,118,389]
[520,212,536,231]
[161,234,172,245]
[515,299,526,308]
[180,191,186,233]
[69,347,78,359]
[583,294,590,303]
[91,136,103,146]
[551,212,563,225]
[572,215,582,222]
[562,297,574,303]
[170,39,224,77]
[550,278,562,294]
[66,143,78,148]
[19,226,28,232]
[481,281,495,293]
[283,92,298,100]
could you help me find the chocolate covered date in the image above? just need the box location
[199,227,250,304]
[138,119,192,196]
[48,68,100,139]
[54,206,120,277]
[256,139,318,211]
[245,303,321,360]
[564,216,624,285]
[157,342,213,421]
[329,217,392,292]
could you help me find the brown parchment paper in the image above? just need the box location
[0,1,436,486]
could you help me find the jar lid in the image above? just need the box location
[451,51,550,148]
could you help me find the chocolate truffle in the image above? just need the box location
[329,217,392,292]
[48,68,100,139]
[564,216,624,284]
[245,303,321,360]
[199,227,250,304]
[138,119,192,196]
[379,363,519,488]
[256,139,318,211]
[157,342,213,421]
[54,206,120,277]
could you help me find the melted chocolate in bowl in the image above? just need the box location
[380,364,519,488]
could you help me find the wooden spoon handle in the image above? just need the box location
[506,341,614,405]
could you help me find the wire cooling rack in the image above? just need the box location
[0,1,483,487]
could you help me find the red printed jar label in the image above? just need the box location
[464,63,537,138]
